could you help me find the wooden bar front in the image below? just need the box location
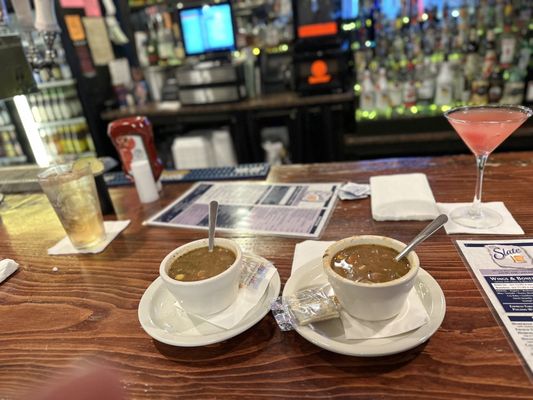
[1,151,533,399]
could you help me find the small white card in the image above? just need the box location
[340,288,429,339]
[175,255,276,330]
[437,202,524,235]
[48,220,131,255]
[0,259,19,284]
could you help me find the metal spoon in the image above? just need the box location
[394,214,448,262]
[208,200,219,252]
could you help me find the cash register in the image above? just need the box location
[175,2,246,105]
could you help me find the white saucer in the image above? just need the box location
[138,253,281,347]
[283,259,446,357]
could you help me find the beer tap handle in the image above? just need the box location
[12,0,34,32]
[34,0,60,32]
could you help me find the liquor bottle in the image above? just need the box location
[388,71,403,108]
[481,30,497,78]
[49,90,64,121]
[435,60,453,106]
[156,13,175,65]
[416,58,435,106]
[470,77,489,105]
[42,92,57,121]
[147,20,159,66]
[500,65,526,104]
[499,25,517,67]
[488,68,504,103]
[402,62,417,108]
[360,70,375,111]
[374,68,389,111]
[56,88,72,119]
[464,28,480,83]
[29,94,42,123]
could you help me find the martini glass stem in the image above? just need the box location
[471,154,488,217]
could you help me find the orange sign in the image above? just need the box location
[298,22,338,38]
[65,14,86,42]
[308,60,332,85]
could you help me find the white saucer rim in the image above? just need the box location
[283,258,446,357]
[138,253,281,347]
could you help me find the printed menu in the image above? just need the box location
[145,182,339,238]
[456,239,533,376]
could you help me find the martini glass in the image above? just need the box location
[444,105,532,229]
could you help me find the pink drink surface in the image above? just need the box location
[448,108,528,155]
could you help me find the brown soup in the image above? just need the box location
[331,244,410,283]
[168,246,236,282]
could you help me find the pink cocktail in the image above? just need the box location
[445,105,532,229]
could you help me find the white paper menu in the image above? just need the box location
[145,182,339,239]
[456,239,533,377]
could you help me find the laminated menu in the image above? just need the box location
[456,239,533,377]
[145,182,339,239]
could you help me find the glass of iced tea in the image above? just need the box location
[38,164,106,249]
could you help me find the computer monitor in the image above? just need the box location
[178,3,236,57]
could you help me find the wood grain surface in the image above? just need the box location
[1,152,533,399]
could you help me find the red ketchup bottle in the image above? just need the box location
[107,116,163,182]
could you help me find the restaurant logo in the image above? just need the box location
[485,245,533,269]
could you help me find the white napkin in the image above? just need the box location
[437,202,524,235]
[175,255,276,330]
[292,240,429,339]
[370,173,439,221]
[48,220,131,255]
[340,289,429,339]
[0,259,19,284]
[291,240,334,274]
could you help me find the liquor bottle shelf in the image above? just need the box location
[36,117,87,129]
[36,79,77,90]
[0,156,27,166]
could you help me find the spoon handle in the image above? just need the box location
[394,214,448,261]
[208,200,219,252]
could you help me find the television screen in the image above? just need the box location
[179,3,236,56]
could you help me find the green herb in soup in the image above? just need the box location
[331,244,410,283]
[169,246,236,282]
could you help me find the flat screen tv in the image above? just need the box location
[178,3,236,56]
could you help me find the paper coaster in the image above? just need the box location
[48,220,131,255]
[437,202,524,235]
[340,288,429,339]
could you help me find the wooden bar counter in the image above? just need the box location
[1,151,533,399]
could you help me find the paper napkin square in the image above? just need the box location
[340,288,429,339]
[370,173,439,221]
[292,240,429,339]
[48,220,131,255]
[0,259,19,284]
[175,255,276,330]
[437,202,524,235]
[291,240,334,274]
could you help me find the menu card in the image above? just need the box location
[456,239,533,377]
[145,182,339,239]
